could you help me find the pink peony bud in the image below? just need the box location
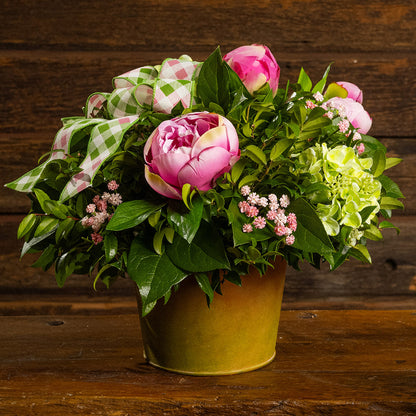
[335,81,363,104]
[326,97,372,134]
[223,44,280,95]
[144,112,240,199]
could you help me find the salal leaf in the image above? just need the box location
[195,273,214,305]
[104,233,118,262]
[127,236,188,316]
[289,198,334,255]
[107,200,165,231]
[297,68,312,91]
[17,214,38,240]
[166,220,230,272]
[270,138,293,161]
[167,196,203,243]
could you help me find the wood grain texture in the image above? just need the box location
[1,0,415,53]
[0,311,415,415]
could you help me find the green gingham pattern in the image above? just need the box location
[6,118,104,192]
[59,115,140,201]
[7,55,203,200]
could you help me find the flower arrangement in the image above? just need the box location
[6,45,404,315]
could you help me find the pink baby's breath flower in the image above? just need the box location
[242,224,253,233]
[245,205,259,218]
[338,119,350,133]
[279,194,290,208]
[323,111,334,119]
[285,235,295,245]
[274,209,287,225]
[267,210,278,221]
[306,100,317,109]
[238,201,250,213]
[258,197,269,207]
[352,132,362,141]
[253,216,266,229]
[108,193,123,206]
[287,212,297,231]
[268,194,278,203]
[107,180,119,191]
[96,199,107,212]
[313,92,324,102]
[101,192,111,201]
[268,201,279,211]
[321,102,329,111]
[240,185,251,196]
[81,216,95,228]
[247,192,260,206]
[274,225,287,236]
[357,143,365,155]
[86,203,96,214]
[92,195,100,204]
[91,232,103,245]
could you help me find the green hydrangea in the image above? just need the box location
[297,143,381,245]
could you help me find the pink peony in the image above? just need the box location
[144,112,240,199]
[223,44,280,95]
[335,81,363,104]
[326,97,372,134]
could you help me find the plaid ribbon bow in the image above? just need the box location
[7,56,202,201]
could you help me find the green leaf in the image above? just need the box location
[196,46,229,111]
[33,189,50,212]
[231,158,247,183]
[297,68,312,91]
[380,196,404,210]
[34,217,60,238]
[364,224,383,241]
[270,138,293,161]
[289,198,334,255]
[76,193,88,218]
[349,244,372,264]
[379,220,400,234]
[312,64,332,93]
[239,174,259,188]
[55,252,76,287]
[107,200,166,231]
[359,206,377,223]
[21,229,56,257]
[167,196,203,243]
[195,273,214,305]
[104,233,118,262]
[378,175,404,199]
[31,244,57,271]
[385,157,402,170]
[166,220,230,272]
[127,236,188,315]
[55,218,75,243]
[371,149,386,177]
[17,214,38,240]
[245,145,267,165]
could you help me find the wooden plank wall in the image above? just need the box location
[0,0,415,313]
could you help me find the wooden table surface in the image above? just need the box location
[1,310,415,415]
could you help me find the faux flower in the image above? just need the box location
[223,44,280,95]
[326,97,372,134]
[144,112,240,199]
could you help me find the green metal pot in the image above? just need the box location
[137,257,287,375]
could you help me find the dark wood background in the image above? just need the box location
[1,0,415,314]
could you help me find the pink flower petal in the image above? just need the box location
[144,166,181,199]
[178,147,234,191]
[152,148,191,187]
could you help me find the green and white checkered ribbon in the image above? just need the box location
[7,55,202,201]
[6,118,104,192]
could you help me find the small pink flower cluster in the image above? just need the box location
[239,186,296,246]
[305,90,367,155]
[81,181,123,244]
